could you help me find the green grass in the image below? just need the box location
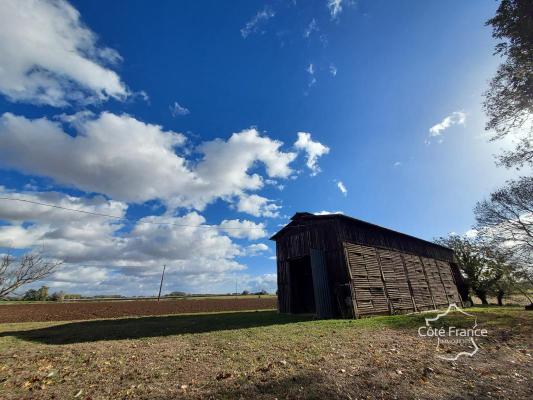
[0,305,526,347]
[0,305,531,400]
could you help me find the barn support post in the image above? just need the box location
[400,254,418,312]
[343,243,359,318]
[374,248,395,315]
[419,256,437,310]
[435,262,451,305]
[448,264,464,307]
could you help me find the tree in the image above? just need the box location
[437,236,504,304]
[474,176,533,268]
[484,0,533,169]
[0,253,61,299]
[50,291,66,302]
[23,285,49,301]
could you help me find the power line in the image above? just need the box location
[0,196,270,231]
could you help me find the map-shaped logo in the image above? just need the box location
[418,303,488,361]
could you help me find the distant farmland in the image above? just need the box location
[0,296,277,323]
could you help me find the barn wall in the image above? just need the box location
[274,221,351,316]
[343,242,462,317]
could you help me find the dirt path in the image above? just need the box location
[0,297,277,322]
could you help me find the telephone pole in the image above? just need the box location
[157,264,166,301]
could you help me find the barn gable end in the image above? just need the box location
[271,212,464,319]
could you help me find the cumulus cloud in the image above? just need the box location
[0,188,275,295]
[169,102,190,117]
[0,0,129,106]
[427,111,466,143]
[393,161,402,167]
[0,187,126,250]
[294,132,330,175]
[241,6,275,38]
[236,194,281,218]
[0,113,298,215]
[0,188,256,294]
[337,180,347,196]
[245,243,269,256]
[219,219,267,240]
[243,273,277,293]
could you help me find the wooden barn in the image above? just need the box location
[271,212,464,319]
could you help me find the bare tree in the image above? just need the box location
[0,253,61,299]
[474,176,533,267]
[484,0,533,169]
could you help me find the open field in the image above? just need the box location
[0,306,531,399]
[471,294,532,306]
[0,297,277,323]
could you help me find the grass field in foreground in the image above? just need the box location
[0,306,531,399]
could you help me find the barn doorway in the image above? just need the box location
[288,256,316,314]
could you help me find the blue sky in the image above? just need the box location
[0,0,518,295]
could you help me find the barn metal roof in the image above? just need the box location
[270,212,453,253]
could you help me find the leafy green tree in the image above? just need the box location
[437,236,504,304]
[23,285,49,301]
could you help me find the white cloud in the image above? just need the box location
[337,181,347,196]
[0,113,298,215]
[393,161,402,167]
[236,194,281,218]
[329,64,338,77]
[245,243,269,256]
[327,0,343,19]
[241,6,275,38]
[219,219,267,240]
[0,187,126,251]
[53,266,110,284]
[169,102,190,117]
[303,19,318,38]
[0,188,259,294]
[0,0,129,106]
[314,210,344,215]
[306,63,317,89]
[294,132,330,175]
[428,111,467,140]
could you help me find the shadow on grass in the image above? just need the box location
[0,311,313,345]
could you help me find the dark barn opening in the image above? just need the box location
[288,256,315,314]
[271,212,465,319]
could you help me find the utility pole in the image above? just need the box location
[157,264,166,301]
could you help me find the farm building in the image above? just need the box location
[271,212,465,319]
